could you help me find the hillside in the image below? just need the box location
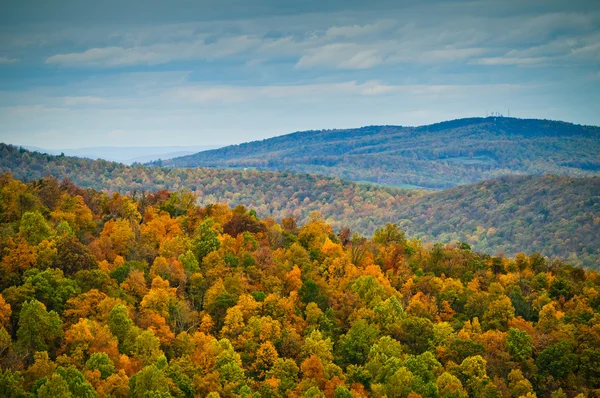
[2,173,600,397]
[159,117,600,189]
[1,144,599,268]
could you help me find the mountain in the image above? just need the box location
[20,145,220,165]
[1,144,598,268]
[158,117,600,189]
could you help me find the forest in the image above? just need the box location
[1,173,600,398]
[157,117,600,189]
[1,144,598,269]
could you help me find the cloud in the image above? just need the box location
[168,81,526,103]
[471,30,600,67]
[325,20,395,38]
[472,57,550,66]
[45,35,264,67]
[296,43,384,69]
[0,57,19,64]
[63,96,108,106]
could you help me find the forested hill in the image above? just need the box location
[2,174,600,397]
[1,144,599,268]
[158,117,600,189]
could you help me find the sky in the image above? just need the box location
[0,0,599,149]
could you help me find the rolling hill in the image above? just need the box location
[1,144,599,268]
[158,117,600,189]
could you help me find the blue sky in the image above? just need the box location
[0,0,598,148]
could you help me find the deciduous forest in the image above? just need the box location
[1,144,598,268]
[0,174,599,397]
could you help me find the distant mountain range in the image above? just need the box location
[21,145,220,165]
[1,143,598,268]
[157,117,600,188]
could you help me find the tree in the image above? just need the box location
[482,296,515,331]
[108,304,134,346]
[436,372,468,398]
[337,320,379,366]
[265,358,299,394]
[334,385,353,398]
[507,369,534,398]
[23,268,78,313]
[54,236,98,275]
[0,368,27,398]
[398,317,434,354]
[536,342,577,380]
[37,373,71,398]
[506,328,533,362]
[0,294,11,330]
[459,356,490,397]
[302,330,334,363]
[129,360,172,398]
[134,330,163,365]
[352,276,387,308]
[252,341,279,380]
[373,223,406,245]
[86,353,116,379]
[24,351,55,389]
[19,211,52,245]
[55,366,97,398]
[16,300,62,357]
[580,348,600,388]
[384,367,415,398]
[193,219,220,261]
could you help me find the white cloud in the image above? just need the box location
[325,20,395,38]
[45,35,263,67]
[0,56,19,64]
[472,57,550,66]
[296,43,384,69]
[63,96,107,106]
[168,81,526,103]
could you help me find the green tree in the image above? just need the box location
[23,268,78,313]
[352,276,387,308]
[0,368,27,398]
[86,352,116,379]
[19,211,52,245]
[16,300,63,356]
[373,223,406,245]
[536,341,577,380]
[385,367,415,398]
[108,304,134,345]
[436,372,468,398]
[265,358,299,393]
[398,317,434,354]
[334,385,353,398]
[129,359,172,398]
[580,348,600,388]
[193,219,220,261]
[134,330,163,365]
[506,328,533,362]
[482,296,515,331]
[178,250,199,275]
[336,320,379,366]
[37,373,71,398]
[56,366,97,398]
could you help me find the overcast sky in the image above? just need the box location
[0,0,598,148]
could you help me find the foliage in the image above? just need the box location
[0,175,598,397]
[1,145,598,267]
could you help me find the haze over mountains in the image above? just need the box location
[20,145,220,165]
[159,117,600,189]
[1,143,598,268]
